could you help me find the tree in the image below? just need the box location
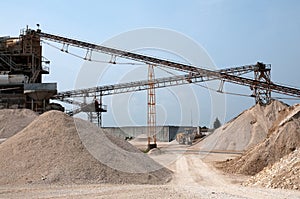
[213,117,222,129]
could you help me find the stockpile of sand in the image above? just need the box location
[0,111,172,185]
[198,100,288,152]
[0,109,37,139]
[245,148,300,190]
[219,103,300,176]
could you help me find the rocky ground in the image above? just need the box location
[1,145,299,199]
[218,103,300,181]
[0,100,300,198]
[245,148,300,190]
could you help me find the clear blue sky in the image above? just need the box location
[1,0,300,127]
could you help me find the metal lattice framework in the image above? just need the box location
[54,64,260,127]
[253,63,271,104]
[53,64,262,99]
[147,65,156,147]
[35,29,300,104]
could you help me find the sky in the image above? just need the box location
[1,0,300,127]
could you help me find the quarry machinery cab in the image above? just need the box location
[176,129,196,145]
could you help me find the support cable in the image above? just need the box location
[42,40,145,65]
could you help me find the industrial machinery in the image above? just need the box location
[176,128,206,145]
[1,26,300,148]
[0,27,62,113]
[176,129,196,145]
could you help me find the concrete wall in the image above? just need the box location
[103,126,197,142]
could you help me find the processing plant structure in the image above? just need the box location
[0,27,62,112]
[1,26,300,148]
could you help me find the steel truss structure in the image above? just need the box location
[35,29,300,104]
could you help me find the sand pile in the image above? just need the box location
[219,103,300,176]
[198,100,287,152]
[0,109,37,139]
[0,111,172,185]
[245,148,300,190]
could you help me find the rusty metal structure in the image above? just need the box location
[147,64,157,148]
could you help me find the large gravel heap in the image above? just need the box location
[0,109,37,139]
[0,110,172,185]
[198,100,288,152]
[219,103,300,190]
[245,148,300,190]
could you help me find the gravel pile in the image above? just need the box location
[0,110,172,185]
[198,100,287,152]
[0,109,37,139]
[245,148,300,190]
[219,103,300,176]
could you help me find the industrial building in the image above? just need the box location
[0,28,61,113]
[103,126,210,142]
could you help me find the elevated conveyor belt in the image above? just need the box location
[32,29,300,103]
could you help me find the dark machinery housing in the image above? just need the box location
[0,27,63,113]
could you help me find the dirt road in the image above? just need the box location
[154,143,300,199]
[1,143,300,199]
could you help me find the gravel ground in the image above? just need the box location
[1,144,300,199]
[1,105,300,198]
